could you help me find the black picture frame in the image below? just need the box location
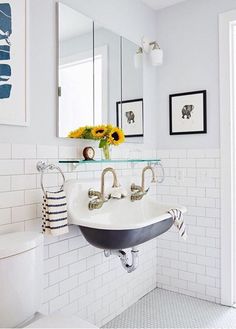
[116,98,144,138]
[169,90,207,135]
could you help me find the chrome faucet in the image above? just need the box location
[131,165,156,202]
[88,167,119,210]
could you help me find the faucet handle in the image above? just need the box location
[88,189,102,199]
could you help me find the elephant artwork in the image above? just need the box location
[0,3,12,99]
[125,111,135,124]
[169,90,207,135]
[117,99,144,137]
[182,105,194,119]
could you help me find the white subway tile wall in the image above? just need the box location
[0,144,221,326]
[0,144,157,327]
[156,149,220,304]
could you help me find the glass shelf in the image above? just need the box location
[59,159,161,165]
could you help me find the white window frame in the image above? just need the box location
[219,10,236,306]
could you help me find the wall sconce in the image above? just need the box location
[149,41,163,66]
[134,47,143,69]
[134,37,163,68]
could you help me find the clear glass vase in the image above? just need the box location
[101,144,111,160]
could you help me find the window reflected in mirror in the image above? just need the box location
[58,3,94,137]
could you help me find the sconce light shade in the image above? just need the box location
[134,47,143,69]
[136,38,163,67]
[150,47,163,66]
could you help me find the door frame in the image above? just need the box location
[219,9,236,306]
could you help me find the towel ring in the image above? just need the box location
[37,161,65,196]
[153,161,165,183]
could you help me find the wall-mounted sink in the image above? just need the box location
[65,180,187,250]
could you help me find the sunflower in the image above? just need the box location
[108,127,125,146]
[91,125,107,139]
[68,127,85,138]
[106,124,113,132]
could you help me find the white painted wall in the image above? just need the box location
[1,0,235,148]
[0,0,158,148]
[155,0,236,149]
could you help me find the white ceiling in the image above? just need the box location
[140,0,188,10]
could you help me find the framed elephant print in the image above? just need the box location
[116,98,144,137]
[169,90,207,135]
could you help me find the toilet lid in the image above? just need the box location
[25,314,98,328]
[0,232,43,259]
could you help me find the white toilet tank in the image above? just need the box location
[0,232,44,328]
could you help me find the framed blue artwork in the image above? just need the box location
[0,0,28,126]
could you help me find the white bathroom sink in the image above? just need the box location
[65,180,187,249]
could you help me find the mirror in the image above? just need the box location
[119,37,144,138]
[57,3,143,139]
[122,37,143,101]
[94,23,121,126]
[58,3,94,137]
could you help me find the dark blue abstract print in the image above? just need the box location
[0,3,12,44]
[0,63,11,81]
[0,3,12,99]
[0,45,10,60]
[0,84,11,99]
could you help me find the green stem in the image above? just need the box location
[102,144,111,160]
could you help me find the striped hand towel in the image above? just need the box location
[42,190,69,236]
[168,209,187,240]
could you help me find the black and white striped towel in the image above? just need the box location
[42,190,69,236]
[168,209,187,240]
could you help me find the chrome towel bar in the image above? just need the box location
[36,161,65,196]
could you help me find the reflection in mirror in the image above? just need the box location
[57,3,144,139]
[122,37,143,101]
[94,24,121,125]
[118,37,144,139]
[58,3,94,137]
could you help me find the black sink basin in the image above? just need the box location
[79,216,173,249]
